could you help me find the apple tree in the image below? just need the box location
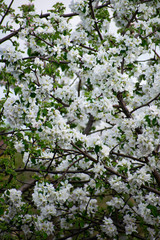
[0,0,160,239]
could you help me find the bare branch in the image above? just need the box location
[139,30,157,40]
[71,142,126,178]
[96,1,111,9]
[40,12,78,19]
[77,78,81,97]
[88,127,112,135]
[44,151,56,178]
[141,0,155,2]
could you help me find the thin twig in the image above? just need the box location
[71,142,98,163]
[88,127,112,135]
[31,32,54,48]
[71,142,126,178]
[0,128,31,135]
[89,0,103,42]
[40,2,111,19]
[141,184,160,196]
[131,92,160,114]
[111,151,146,163]
[50,95,70,107]
[22,56,70,64]
[80,44,97,52]
[152,49,160,58]
[122,10,138,36]
[44,151,56,178]
[0,0,14,26]
[0,2,111,44]
[54,156,85,187]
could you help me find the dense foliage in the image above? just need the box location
[0,0,160,239]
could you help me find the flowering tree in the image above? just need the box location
[0,0,160,239]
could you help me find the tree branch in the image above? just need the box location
[1,168,91,175]
[152,49,160,58]
[153,170,160,188]
[122,10,138,35]
[0,2,111,44]
[117,92,132,118]
[0,129,31,135]
[111,151,146,163]
[80,43,97,52]
[0,0,14,26]
[50,95,70,107]
[22,56,70,64]
[54,156,85,187]
[40,2,111,19]
[71,142,126,178]
[0,28,20,44]
[19,179,36,193]
[31,32,54,48]
[141,184,160,196]
[131,92,160,114]
[71,142,98,163]
[89,0,103,42]
[83,114,95,135]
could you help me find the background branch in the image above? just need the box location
[0,0,14,26]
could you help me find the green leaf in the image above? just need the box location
[30,92,36,98]
[14,86,21,95]
[147,204,158,217]
[45,122,52,129]
[42,109,48,116]
[95,145,101,153]
[27,48,32,56]
[0,207,4,215]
